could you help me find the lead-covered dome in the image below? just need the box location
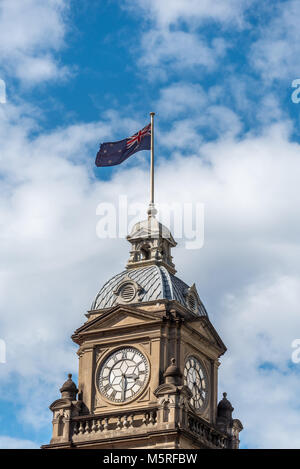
[90,210,208,317]
[90,264,208,317]
[128,217,174,242]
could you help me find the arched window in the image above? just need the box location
[140,244,150,260]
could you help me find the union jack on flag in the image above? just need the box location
[126,123,151,148]
[95,123,151,167]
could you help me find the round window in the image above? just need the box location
[119,282,136,302]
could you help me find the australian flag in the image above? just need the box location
[95,123,151,167]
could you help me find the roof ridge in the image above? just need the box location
[159,265,174,300]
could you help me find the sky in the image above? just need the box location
[1,0,300,449]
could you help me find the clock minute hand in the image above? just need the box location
[125,373,138,380]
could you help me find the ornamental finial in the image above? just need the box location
[147,202,157,218]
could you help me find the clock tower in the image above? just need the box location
[43,212,243,449]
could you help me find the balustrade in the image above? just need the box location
[72,409,157,439]
[188,414,229,449]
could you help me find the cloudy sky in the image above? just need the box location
[1,0,300,449]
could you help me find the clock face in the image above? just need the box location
[98,347,149,403]
[184,356,208,411]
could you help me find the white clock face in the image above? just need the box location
[98,347,149,403]
[184,356,208,411]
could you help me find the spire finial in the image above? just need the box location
[147,202,157,219]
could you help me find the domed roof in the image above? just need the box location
[91,264,208,317]
[164,358,182,378]
[128,217,175,244]
[59,373,78,400]
[218,392,234,411]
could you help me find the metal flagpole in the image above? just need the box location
[148,112,156,218]
[150,112,155,205]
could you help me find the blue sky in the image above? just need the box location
[1,0,300,449]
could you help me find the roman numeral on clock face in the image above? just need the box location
[135,360,143,367]
[135,379,143,387]
[184,356,208,411]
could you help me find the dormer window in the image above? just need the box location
[184,284,200,314]
[140,244,150,260]
[186,292,198,313]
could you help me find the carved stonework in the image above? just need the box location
[95,346,108,363]
[126,216,177,274]
[42,214,243,450]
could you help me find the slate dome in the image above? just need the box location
[91,264,208,317]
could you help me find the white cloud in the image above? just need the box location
[0,436,39,449]
[126,0,251,28]
[250,0,300,81]
[0,0,69,83]
[156,82,242,147]
[156,80,291,146]
[139,29,227,78]
[124,0,254,79]
[218,275,300,448]
[156,82,207,117]
[14,54,70,85]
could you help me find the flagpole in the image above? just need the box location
[148,112,156,218]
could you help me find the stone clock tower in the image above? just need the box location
[42,213,243,449]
